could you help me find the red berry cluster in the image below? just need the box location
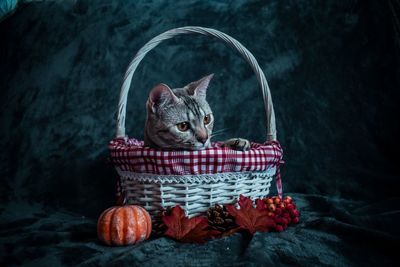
[263,196,300,232]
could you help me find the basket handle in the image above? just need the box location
[116,26,277,141]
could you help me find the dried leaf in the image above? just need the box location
[256,198,268,211]
[219,226,241,238]
[225,195,276,234]
[162,206,220,243]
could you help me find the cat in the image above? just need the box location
[144,74,250,151]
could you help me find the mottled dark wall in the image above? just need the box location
[0,0,399,217]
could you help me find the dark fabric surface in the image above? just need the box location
[0,0,399,266]
[1,194,398,266]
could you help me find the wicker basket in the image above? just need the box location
[109,26,283,217]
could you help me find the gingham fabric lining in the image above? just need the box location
[108,137,283,175]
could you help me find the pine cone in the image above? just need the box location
[151,207,171,237]
[207,204,237,232]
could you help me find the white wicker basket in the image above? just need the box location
[111,26,282,217]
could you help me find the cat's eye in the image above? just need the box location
[203,114,211,125]
[177,122,190,132]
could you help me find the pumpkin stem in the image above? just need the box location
[116,191,127,206]
[122,192,127,206]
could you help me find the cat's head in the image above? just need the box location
[144,74,214,150]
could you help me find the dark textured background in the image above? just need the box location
[0,0,399,266]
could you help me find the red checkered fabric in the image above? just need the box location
[109,137,283,175]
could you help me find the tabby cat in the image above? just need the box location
[144,74,250,151]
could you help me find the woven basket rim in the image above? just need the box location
[116,168,277,184]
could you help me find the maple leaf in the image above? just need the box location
[256,198,268,211]
[162,206,220,243]
[225,195,276,235]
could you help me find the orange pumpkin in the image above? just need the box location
[97,205,152,246]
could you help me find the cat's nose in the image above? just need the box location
[196,129,208,144]
[198,136,208,144]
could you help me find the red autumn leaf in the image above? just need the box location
[162,206,220,243]
[256,198,268,211]
[225,195,276,235]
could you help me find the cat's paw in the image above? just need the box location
[223,138,251,151]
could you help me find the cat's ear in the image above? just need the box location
[185,73,214,99]
[148,83,178,113]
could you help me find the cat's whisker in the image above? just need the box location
[212,128,230,134]
[210,132,226,139]
[210,133,224,137]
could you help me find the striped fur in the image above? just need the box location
[144,74,250,151]
[144,74,214,150]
